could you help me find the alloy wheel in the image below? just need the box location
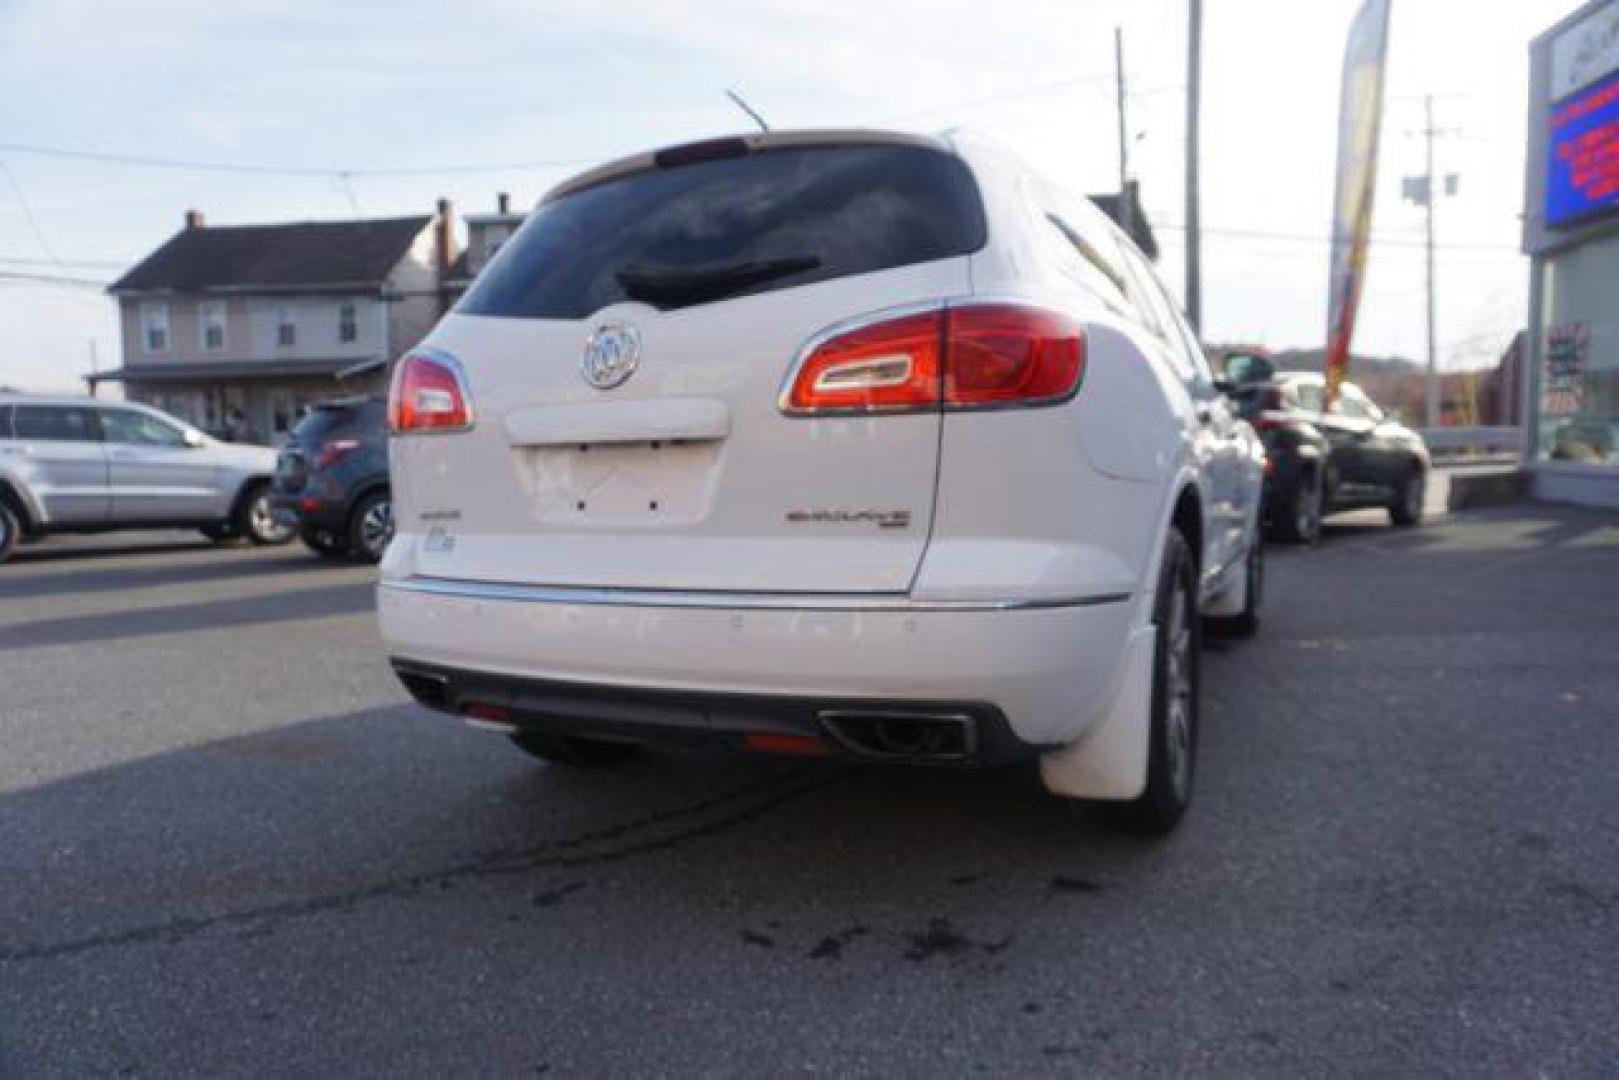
[250,492,293,544]
[359,498,394,558]
[1296,481,1322,543]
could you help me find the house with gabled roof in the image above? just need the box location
[95,202,458,442]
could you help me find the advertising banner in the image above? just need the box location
[1325,0,1393,407]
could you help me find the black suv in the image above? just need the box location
[270,397,393,562]
[1222,356,1429,543]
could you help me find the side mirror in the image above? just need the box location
[184,428,206,448]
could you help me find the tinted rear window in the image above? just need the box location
[459,143,986,319]
[290,400,383,443]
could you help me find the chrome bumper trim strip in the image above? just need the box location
[380,576,1131,613]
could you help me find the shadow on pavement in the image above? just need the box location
[0,547,357,601]
[10,538,219,564]
[0,702,1165,969]
[0,581,377,650]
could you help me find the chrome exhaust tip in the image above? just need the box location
[816,710,977,763]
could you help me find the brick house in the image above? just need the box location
[95,203,459,443]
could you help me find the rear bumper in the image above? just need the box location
[391,658,1034,765]
[269,490,349,532]
[377,576,1138,750]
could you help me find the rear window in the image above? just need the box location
[290,400,382,443]
[459,143,987,319]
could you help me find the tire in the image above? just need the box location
[300,527,349,559]
[1271,469,1322,545]
[1116,528,1200,834]
[509,731,641,767]
[0,501,19,564]
[347,490,394,564]
[235,483,294,546]
[1389,464,1425,527]
[1207,531,1262,639]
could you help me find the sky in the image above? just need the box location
[0,0,1580,391]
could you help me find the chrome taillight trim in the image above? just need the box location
[388,347,477,436]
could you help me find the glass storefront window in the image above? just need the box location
[1536,233,1619,464]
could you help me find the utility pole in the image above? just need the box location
[1402,94,1458,429]
[1115,26,1132,238]
[1185,0,1203,331]
[1422,94,1439,429]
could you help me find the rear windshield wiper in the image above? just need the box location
[615,256,821,307]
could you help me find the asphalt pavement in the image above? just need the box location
[2,504,1616,1076]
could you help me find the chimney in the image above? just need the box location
[434,197,457,315]
[184,209,205,230]
[496,191,511,215]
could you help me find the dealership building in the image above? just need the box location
[1523,0,1619,507]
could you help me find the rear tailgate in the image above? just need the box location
[392,139,983,593]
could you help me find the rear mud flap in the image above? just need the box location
[1038,623,1153,800]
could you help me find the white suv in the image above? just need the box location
[379,130,1264,832]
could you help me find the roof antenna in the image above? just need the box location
[724,89,770,132]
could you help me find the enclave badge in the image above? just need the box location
[580,324,641,390]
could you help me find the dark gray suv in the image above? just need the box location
[270,397,392,562]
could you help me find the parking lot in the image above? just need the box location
[2,503,1617,1075]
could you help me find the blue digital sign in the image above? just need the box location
[1547,68,1619,228]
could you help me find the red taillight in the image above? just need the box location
[781,311,945,414]
[314,438,361,470]
[388,351,473,433]
[782,303,1085,416]
[461,702,511,723]
[943,304,1085,407]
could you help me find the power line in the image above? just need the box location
[0,161,66,270]
[0,141,602,179]
[1151,221,1520,253]
[0,269,111,289]
[0,254,124,269]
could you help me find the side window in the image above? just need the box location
[338,302,358,344]
[14,406,99,442]
[1162,296,1217,392]
[1333,392,1371,421]
[1113,244,1172,342]
[1293,382,1325,414]
[1338,385,1384,422]
[0,405,12,439]
[1114,243,1206,386]
[100,409,188,447]
[1043,212,1131,315]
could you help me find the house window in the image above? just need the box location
[200,300,226,351]
[338,302,358,344]
[270,391,295,437]
[141,303,169,352]
[277,305,296,347]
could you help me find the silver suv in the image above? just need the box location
[0,394,291,562]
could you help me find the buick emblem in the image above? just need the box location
[580,324,641,390]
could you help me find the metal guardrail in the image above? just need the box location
[1419,425,1524,459]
